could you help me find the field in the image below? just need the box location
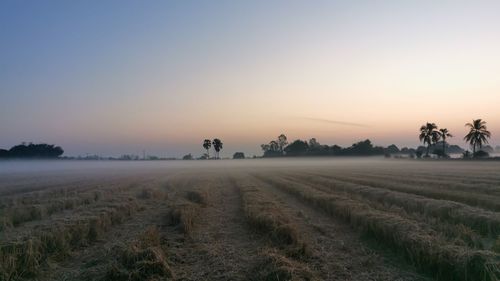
[1,159,500,281]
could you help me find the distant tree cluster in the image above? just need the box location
[261,135,395,157]
[200,138,223,159]
[0,143,64,159]
[418,119,492,158]
[233,152,245,159]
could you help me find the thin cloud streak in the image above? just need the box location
[299,117,370,128]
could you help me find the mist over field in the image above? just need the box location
[3,1,500,280]
[0,157,481,179]
[2,158,500,280]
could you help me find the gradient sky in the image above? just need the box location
[1,1,500,157]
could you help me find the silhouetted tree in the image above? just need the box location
[277,134,288,155]
[439,128,453,157]
[261,144,270,152]
[269,141,279,152]
[329,145,342,155]
[1,143,64,159]
[203,139,212,159]
[308,138,320,148]
[182,153,193,160]
[341,139,384,156]
[419,123,440,157]
[212,138,223,159]
[284,140,309,156]
[464,119,491,156]
[233,152,245,159]
[385,144,400,154]
[261,141,281,157]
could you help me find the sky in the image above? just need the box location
[1,0,500,157]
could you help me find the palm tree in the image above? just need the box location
[464,119,491,156]
[212,138,223,159]
[203,139,211,159]
[419,122,440,157]
[439,128,453,156]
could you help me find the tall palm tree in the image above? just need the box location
[464,119,491,156]
[212,138,223,159]
[439,128,453,156]
[203,139,211,159]
[419,122,440,157]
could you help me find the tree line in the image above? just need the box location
[261,118,494,159]
[0,143,64,159]
[261,135,391,157]
[419,119,492,158]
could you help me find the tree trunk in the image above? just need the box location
[443,139,446,157]
[426,143,430,156]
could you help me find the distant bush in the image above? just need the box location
[233,152,245,159]
[415,151,423,158]
[432,149,449,158]
[182,153,193,160]
[0,143,63,159]
[474,150,490,158]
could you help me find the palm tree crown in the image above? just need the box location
[212,138,223,159]
[203,139,212,158]
[419,122,440,156]
[464,119,491,155]
[439,128,453,156]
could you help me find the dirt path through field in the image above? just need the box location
[249,173,430,281]
[169,174,266,281]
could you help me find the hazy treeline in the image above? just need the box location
[261,136,401,157]
[0,143,64,159]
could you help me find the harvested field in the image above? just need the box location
[1,159,499,281]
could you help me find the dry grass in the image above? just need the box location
[292,174,500,238]
[238,183,308,257]
[250,248,314,281]
[136,187,168,201]
[186,190,208,206]
[0,200,138,280]
[166,202,199,235]
[105,226,173,281]
[0,193,99,230]
[256,175,500,281]
[3,161,500,280]
[320,173,500,212]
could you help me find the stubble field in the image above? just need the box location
[1,159,499,281]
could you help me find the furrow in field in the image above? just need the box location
[165,174,267,281]
[0,198,139,280]
[246,174,428,281]
[278,174,495,251]
[34,175,180,281]
[311,172,500,212]
[284,173,500,240]
[0,176,164,231]
[338,171,500,196]
[0,175,175,280]
[253,173,500,281]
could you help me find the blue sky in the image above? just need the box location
[1,1,500,157]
